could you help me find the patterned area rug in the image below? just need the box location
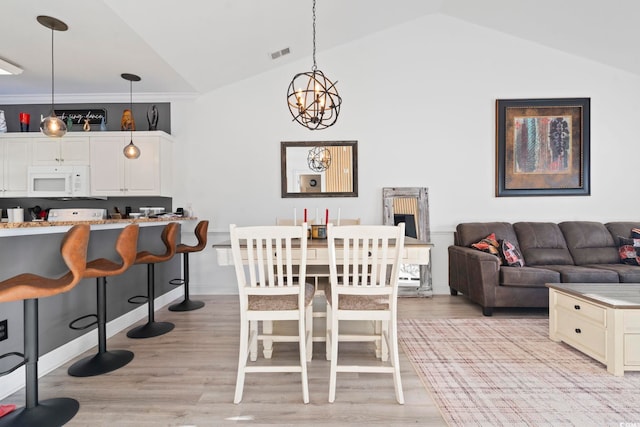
[398,318,640,427]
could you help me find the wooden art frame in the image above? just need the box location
[496,98,590,197]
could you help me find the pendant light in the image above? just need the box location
[37,16,68,138]
[286,0,341,130]
[121,73,141,159]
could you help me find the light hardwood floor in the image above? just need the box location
[0,294,548,426]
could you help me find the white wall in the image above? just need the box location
[172,14,640,295]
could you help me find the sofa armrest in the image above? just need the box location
[448,245,501,308]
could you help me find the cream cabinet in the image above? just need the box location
[89,131,172,197]
[31,135,90,166]
[0,137,31,197]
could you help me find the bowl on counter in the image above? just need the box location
[139,207,151,217]
[149,207,165,215]
[129,213,142,219]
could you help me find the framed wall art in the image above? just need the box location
[495,98,590,197]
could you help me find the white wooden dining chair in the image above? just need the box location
[325,223,406,404]
[276,218,361,356]
[229,224,315,404]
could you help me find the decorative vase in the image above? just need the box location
[121,109,135,131]
[0,110,7,133]
[147,104,159,131]
[99,117,107,131]
[83,119,91,131]
[66,117,73,131]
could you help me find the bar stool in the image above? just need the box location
[169,220,208,311]
[127,222,178,339]
[0,224,90,427]
[67,224,139,377]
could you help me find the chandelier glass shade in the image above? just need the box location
[287,0,341,130]
[37,15,68,138]
[122,73,141,159]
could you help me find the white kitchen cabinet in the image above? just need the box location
[89,131,172,197]
[31,135,90,166]
[0,137,31,197]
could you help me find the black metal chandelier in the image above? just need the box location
[287,0,341,130]
[307,146,331,172]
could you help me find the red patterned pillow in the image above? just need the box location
[471,233,501,261]
[499,239,525,267]
[619,236,640,265]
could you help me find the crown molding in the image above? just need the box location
[0,92,198,105]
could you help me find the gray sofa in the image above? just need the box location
[448,221,640,316]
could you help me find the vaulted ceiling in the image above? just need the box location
[0,0,637,100]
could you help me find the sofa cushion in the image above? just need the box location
[581,263,640,283]
[534,264,619,283]
[456,222,519,248]
[513,222,574,266]
[559,221,619,265]
[605,222,640,242]
[500,266,559,287]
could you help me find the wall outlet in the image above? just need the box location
[0,319,7,341]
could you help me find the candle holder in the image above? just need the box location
[311,224,327,239]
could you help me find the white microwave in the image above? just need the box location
[27,165,91,198]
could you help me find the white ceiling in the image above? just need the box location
[0,0,637,101]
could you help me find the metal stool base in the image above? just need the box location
[168,299,205,312]
[126,321,174,339]
[68,350,134,377]
[0,398,79,427]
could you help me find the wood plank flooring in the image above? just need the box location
[0,294,548,426]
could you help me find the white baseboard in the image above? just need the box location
[0,288,182,400]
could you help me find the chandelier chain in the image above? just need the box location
[312,0,317,71]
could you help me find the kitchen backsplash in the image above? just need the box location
[0,196,173,220]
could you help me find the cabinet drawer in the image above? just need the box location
[624,334,640,366]
[556,309,606,361]
[555,292,606,326]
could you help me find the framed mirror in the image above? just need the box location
[281,141,358,198]
[382,187,432,296]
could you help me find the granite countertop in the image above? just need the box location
[0,215,195,229]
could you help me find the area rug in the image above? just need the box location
[398,318,640,427]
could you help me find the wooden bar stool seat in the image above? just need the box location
[68,224,139,377]
[169,220,208,311]
[127,222,178,339]
[0,224,90,427]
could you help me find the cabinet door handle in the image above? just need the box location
[575,328,582,334]
[574,305,581,310]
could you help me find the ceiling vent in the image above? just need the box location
[271,47,291,60]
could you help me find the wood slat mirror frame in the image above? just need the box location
[281,140,358,198]
[382,187,432,296]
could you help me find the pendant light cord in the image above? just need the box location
[50,26,55,110]
[129,79,133,139]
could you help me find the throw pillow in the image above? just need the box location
[618,236,640,265]
[632,228,640,238]
[470,233,501,261]
[499,239,525,267]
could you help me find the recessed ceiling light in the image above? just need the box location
[0,58,23,75]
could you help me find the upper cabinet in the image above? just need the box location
[89,131,173,197]
[31,135,90,166]
[0,137,31,197]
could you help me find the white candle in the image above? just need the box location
[294,208,297,226]
[337,208,341,226]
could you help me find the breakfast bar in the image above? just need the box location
[0,217,190,380]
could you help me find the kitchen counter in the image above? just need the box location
[0,216,197,236]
